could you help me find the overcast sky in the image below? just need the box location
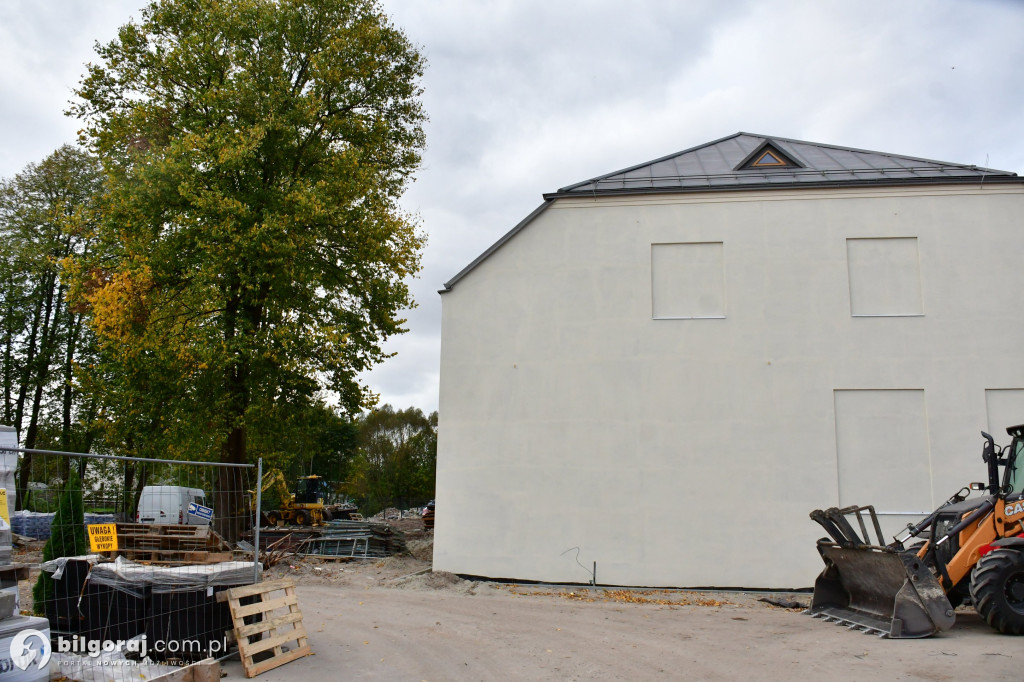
[2,0,1023,414]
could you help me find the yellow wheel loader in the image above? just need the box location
[808,424,1024,638]
[252,470,330,526]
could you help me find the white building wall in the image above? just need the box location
[435,185,1024,588]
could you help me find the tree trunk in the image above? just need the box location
[216,425,247,541]
[214,281,253,541]
[23,278,61,452]
[61,312,83,452]
[1,287,17,426]
[132,467,148,522]
[14,277,47,438]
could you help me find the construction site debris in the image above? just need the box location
[502,586,730,607]
[324,501,359,520]
[297,520,407,559]
[370,506,423,521]
[253,519,409,561]
[260,533,294,569]
[11,532,36,548]
[758,596,809,610]
[422,500,435,530]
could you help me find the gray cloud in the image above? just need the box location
[3,0,1023,413]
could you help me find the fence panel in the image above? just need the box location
[0,446,259,681]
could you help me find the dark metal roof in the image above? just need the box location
[441,133,1022,292]
[551,132,1019,197]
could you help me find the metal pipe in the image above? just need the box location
[253,457,263,583]
[0,446,254,468]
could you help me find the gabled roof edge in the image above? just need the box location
[439,200,553,294]
[544,173,1024,200]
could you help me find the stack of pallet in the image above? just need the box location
[111,523,233,565]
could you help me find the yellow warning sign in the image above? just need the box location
[88,523,118,552]
[0,489,8,523]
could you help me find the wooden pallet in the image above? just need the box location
[216,579,311,678]
[109,523,231,565]
[118,523,211,538]
[114,549,234,565]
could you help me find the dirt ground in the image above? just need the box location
[217,528,1021,682]
[13,527,1019,681]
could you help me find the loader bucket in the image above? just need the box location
[807,542,955,638]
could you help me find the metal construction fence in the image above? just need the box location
[0,444,262,682]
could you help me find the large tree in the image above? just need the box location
[67,0,427,483]
[0,146,103,505]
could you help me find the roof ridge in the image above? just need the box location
[557,131,748,193]
[758,133,1011,175]
[557,132,1018,196]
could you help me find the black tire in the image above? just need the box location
[266,511,280,527]
[295,511,308,526]
[969,549,1024,635]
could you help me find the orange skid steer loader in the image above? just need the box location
[808,425,1024,638]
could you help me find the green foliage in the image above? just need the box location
[346,404,436,515]
[249,398,357,475]
[32,469,88,615]
[67,0,427,467]
[254,404,359,507]
[0,145,102,457]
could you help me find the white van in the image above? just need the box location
[136,486,211,525]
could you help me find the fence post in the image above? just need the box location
[253,457,263,583]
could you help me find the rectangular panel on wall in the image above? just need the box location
[985,389,1024,440]
[846,237,923,316]
[834,389,932,513]
[651,242,725,319]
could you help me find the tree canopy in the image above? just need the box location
[66,0,427,466]
[0,146,103,505]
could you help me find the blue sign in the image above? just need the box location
[187,502,214,521]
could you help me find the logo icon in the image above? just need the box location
[10,628,50,670]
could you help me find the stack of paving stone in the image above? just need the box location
[12,510,116,540]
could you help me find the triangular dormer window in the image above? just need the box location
[753,150,785,166]
[735,141,802,171]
